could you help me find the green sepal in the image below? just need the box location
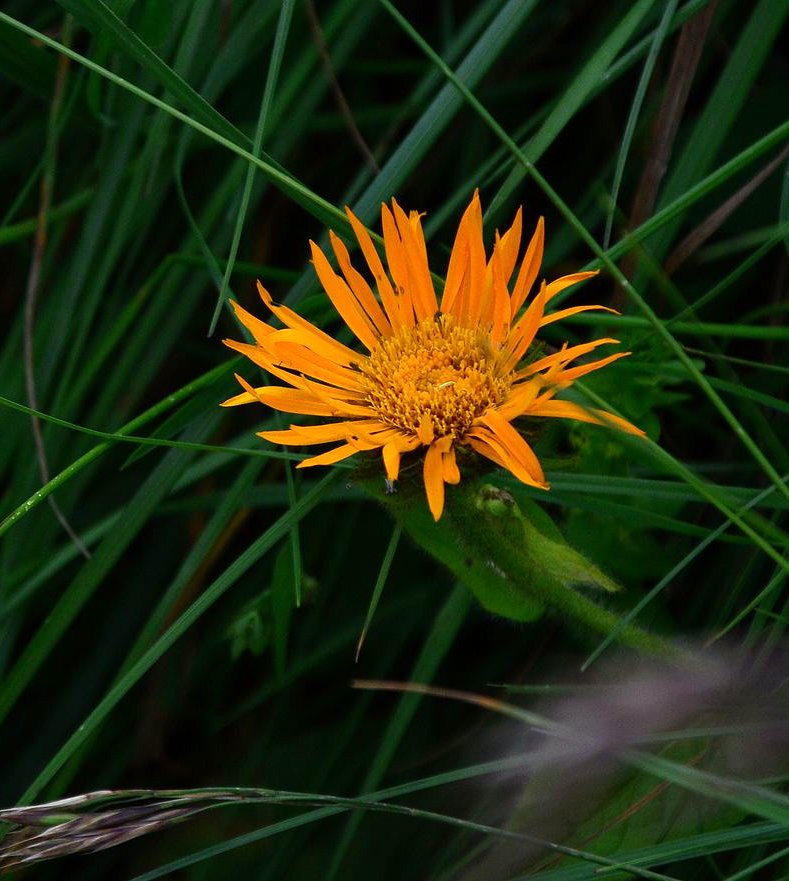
[357,472,544,621]
[358,471,673,658]
[476,486,621,595]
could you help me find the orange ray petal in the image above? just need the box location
[220,389,257,407]
[544,270,599,305]
[250,387,351,417]
[522,350,569,405]
[465,190,487,325]
[442,190,486,325]
[490,242,512,347]
[380,202,412,321]
[228,374,344,417]
[423,442,446,520]
[517,338,620,378]
[259,419,385,446]
[329,231,392,338]
[392,199,437,321]
[539,303,619,328]
[442,446,461,484]
[344,205,403,330]
[310,241,380,350]
[295,373,373,415]
[265,334,366,390]
[261,325,367,373]
[495,379,542,421]
[480,409,547,486]
[382,442,401,480]
[296,442,366,469]
[495,206,522,287]
[452,258,472,328]
[380,202,407,290]
[510,216,544,314]
[441,196,475,315]
[501,280,547,371]
[223,339,307,389]
[393,434,421,453]
[309,419,391,441]
[240,371,370,417]
[467,427,548,489]
[345,424,404,448]
[549,351,631,386]
[466,434,507,470]
[417,413,435,445]
[525,398,645,437]
[229,299,274,344]
[223,338,366,398]
[257,428,319,445]
[441,240,468,318]
[409,209,431,270]
[256,281,361,367]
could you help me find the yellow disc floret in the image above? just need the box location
[361,314,510,441]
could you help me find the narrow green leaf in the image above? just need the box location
[604,0,678,248]
[18,472,338,804]
[209,0,296,334]
[648,0,789,260]
[487,0,658,221]
[355,524,401,661]
[0,415,219,730]
[326,584,471,880]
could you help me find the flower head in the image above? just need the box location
[222,192,643,520]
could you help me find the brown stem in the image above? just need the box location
[664,142,789,274]
[616,1,719,302]
[304,0,380,174]
[23,16,90,559]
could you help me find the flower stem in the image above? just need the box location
[359,472,680,661]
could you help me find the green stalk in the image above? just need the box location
[360,472,678,660]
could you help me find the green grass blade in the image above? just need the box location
[326,584,472,879]
[18,471,339,804]
[647,0,789,261]
[0,12,350,233]
[209,0,296,334]
[355,524,401,661]
[603,0,678,248]
[55,0,249,146]
[582,474,789,669]
[487,0,658,221]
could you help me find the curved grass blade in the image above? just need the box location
[0,12,350,234]
[486,0,658,222]
[0,414,222,730]
[0,360,235,540]
[582,474,789,670]
[326,584,471,880]
[646,0,789,262]
[603,0,678,249]
[54,0,249,147]
[0,394,305,463]
[208,0,297,335]
[18,471,339,805]
[355,524,401,661]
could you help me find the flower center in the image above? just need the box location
[361,315,510,441]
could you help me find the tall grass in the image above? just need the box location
[0,1,788,878]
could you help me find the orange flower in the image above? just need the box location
[222,192,643,520]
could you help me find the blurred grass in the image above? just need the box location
[0,0,788,879]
